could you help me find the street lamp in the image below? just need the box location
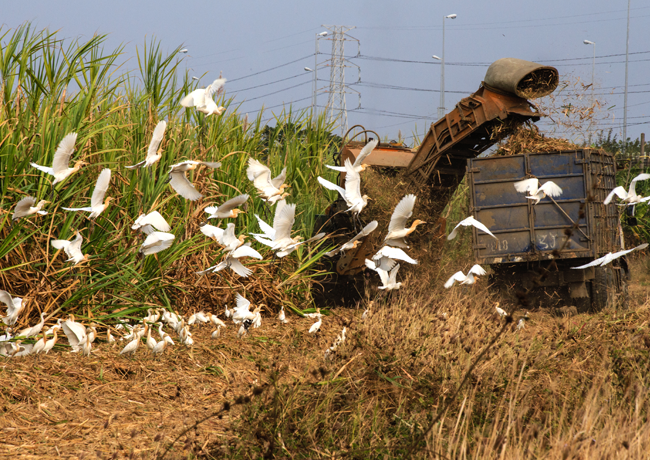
[583,39,596,107]
[439,13,457,119]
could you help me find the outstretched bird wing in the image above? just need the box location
[352,139,379,168]
[444,271,468,288]
[513,178,538,194]
[388,194,417,234]
[169,170,202,200]
[13,196,36,220]
[539,181,563,197]
[52,133,78,175]
[146,120,167,160]
[90,169,111,209]
[603,186,627,205]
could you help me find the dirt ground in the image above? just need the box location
[0,309,356,459]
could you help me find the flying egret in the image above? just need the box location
[384,195,426,246]
[231,294,261,324]
[12,196,49,223]
[246,159,290,204]
[571,243,649,269]
[125,120,167,169]
[200,223,225,242]
[0,291,24,326]
[17,312,46,338]
[254,203,325,257]
[51,231,88,265]
[603,173,650,210]
[132,211,171,235]
[444,265,487,288]
[325,220,378,257]
[326,139,378,173]
[317,158,370,218]
[61,315,87,352]
[197,243,263,277]
[217,223,247,252]
[62,168,113,219]
[372,246,418,265]
[205,194,249,219]
[447,216,497,240]
[167,160,222,201]
[139,231,175,256]
[365,260,403,290]
[180,77,227,116]
[514,178,563,204]
[31,132,86,186]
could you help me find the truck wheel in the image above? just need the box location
[591,266,615,312]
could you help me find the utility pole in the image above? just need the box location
[624,0,631,151]
[322,25,361,137]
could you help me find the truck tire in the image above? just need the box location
[591,266,615,312]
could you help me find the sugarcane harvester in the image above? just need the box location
[322,58,561,276]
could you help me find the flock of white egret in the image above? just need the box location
[4,75,650,358]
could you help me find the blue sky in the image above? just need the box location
[4,0,650,146]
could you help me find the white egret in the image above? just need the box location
[205,194,249,219]
[12,196,49,223]
[180,77,227,116]
[246,159,290,204]
[308,310,322,334]
[120,333,140,356]
[31,133,86,185]
[365,260,402,290]
[209,314,227,328]
[197,243,263,277]
[62,168,113,219]
[224,304,231,319]
[231,294,261,324]
[211,326,222,338]
[146,325,157,351]
[107,330,116,344]
[372,246,417,265]
[125,120,167,169]
[17,312,46,338]
[514,178,563,205]
[496,305,508,318]
[13,341,34,357]
[444,265,487,288]
[41,328,59,354]
[571,243,649,269]
[51,230,88,265]
[32,331,47,355]
[167,160,222,201]
[132,211,171,235]
[139,231,175,256]
[317,158,370,217]
[325,220,378,257]
[152,337,168,355]
[326,139,378,173]
[81,335,93,356]
[0,291,24,326]
[254,203,325,257]
[384,195,426,246]
[603,173,650,208]
[517,318,525,330]
[447,216,497,240]
[278,306,288,324]
[61,315,88,352]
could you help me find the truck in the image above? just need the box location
[322,58,629,310]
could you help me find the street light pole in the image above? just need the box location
[439,13,457,119]
[583,40,595,108]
